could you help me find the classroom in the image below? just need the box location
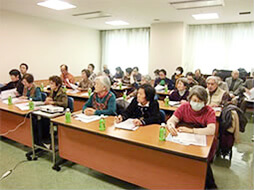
[0,0,253,189]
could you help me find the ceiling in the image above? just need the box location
[1,0,253,30]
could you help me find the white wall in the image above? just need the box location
[149,22,186,79]
[0,10,100,82]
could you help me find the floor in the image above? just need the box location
[0,114,253,189]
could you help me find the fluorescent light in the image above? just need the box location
[105,20,129,26]
[192,13,219,20]
[37,0,76,10]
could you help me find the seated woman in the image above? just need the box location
[82,76,116,116]
[19,73,42,101]
[33,76,68,147]
[122,67,133,86]
[115,84,161,126]
[166,85,217,189]
[171,66,184,84]
[45,76,68,108]
[78,69,93,91]
[0,69,24,95]
[169,78,189,103]
[113,67,124,80]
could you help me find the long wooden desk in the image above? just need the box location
[52,113,214,189]
[0,101,32,147]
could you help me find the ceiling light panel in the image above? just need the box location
[37,0,76,10]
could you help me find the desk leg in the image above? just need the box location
[50,122,56,166]
[26,113,37,161]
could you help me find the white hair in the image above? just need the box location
[95,76,111,91]
[206,76,219,84]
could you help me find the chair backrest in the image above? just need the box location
[159,109,166,123]
[67,96,74,112]
[41,92,47,101]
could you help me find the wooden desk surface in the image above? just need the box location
[0,101,31,115]
[43,89,89,99]
[112,86,132,91]
[158,100,221,117]
[156,91,170,96]
[52,112,214,160]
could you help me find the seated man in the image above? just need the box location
[115,84,161,126]
[206,76,230,107]
[82,76,116,116]
[0,69,23,95]
[154,69,174,90]
[60,64,75,88]
[194,69,207,88]
[88,63,97,82]
[19,73,42,101]
[186,72,198,89]
[225,70,243,98]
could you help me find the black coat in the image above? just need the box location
[121,97,161,125]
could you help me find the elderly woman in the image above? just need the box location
[206,76,230,107]
[78,69,93,91]
[115,84,161,126]
[19,73,42,101]
[169,78,189,103]
[82,76,116,116]
[166,85,217,189]
[45,76,68,108]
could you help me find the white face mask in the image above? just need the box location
[176,70,181,75]
[190,101,205,111]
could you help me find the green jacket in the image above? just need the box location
[49,87,68,108]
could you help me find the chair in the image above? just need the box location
[67,97,74,112]
[41,92,47,101]
[159,109,166,123]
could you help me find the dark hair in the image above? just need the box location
[60,64,68,71]
[49,75,62,86]
[20,63,28,70]
[176,78,188,87]
[159,69,167,76]
[104,69,110,75]
[81,69,91,78]
[138,84,156,102]
[9,69,21,79]
[154,69,160,75]
[126,67,133,75]
[23,73,34,83]
[195,69,201,74]
[187,85,208,104]
[116,67,122,72]
[176,66,184,74]
[88,63,95,70]
[186,72,194,77]
[133,67,139,71]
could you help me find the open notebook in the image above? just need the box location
[114,119,139,131]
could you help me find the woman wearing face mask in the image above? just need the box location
[166,85,217,189]
[171,66,184,85]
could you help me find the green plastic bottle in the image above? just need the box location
[99,115,106,131]
[123,91,127,100]
[164,96,169,107]
[164,85,168,93]
[65,108,71,123]
[160,79,165,86]
[40,83,44,92]
[8,96,12,105]
[159,123,167,141]
[63,85,67,93]
[88,88,92,97]
[29,98,34,110]
[119,82,122,90]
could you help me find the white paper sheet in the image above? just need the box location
[169,101,180,107]
[73,113,107,123]
[244,88,254,100]
[0,89,17,100]
[166,132,207,146]
[114,119,139,131]
[116,97,134,104]
[15,101,44,111]
[66,89,80,94]
[2,98,28,104]
[66,79,79,90]
[155,85,165,91]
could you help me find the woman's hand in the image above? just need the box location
[114,115,123,123]
[84,108,96,116]
[167,122,178,136]
[133,119,142,126]
[177,126,194,134]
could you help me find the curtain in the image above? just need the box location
[101,28,150,75]
[183,22,254,74]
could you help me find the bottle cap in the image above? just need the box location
[66,108,70,112]
[161,123,166,127]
